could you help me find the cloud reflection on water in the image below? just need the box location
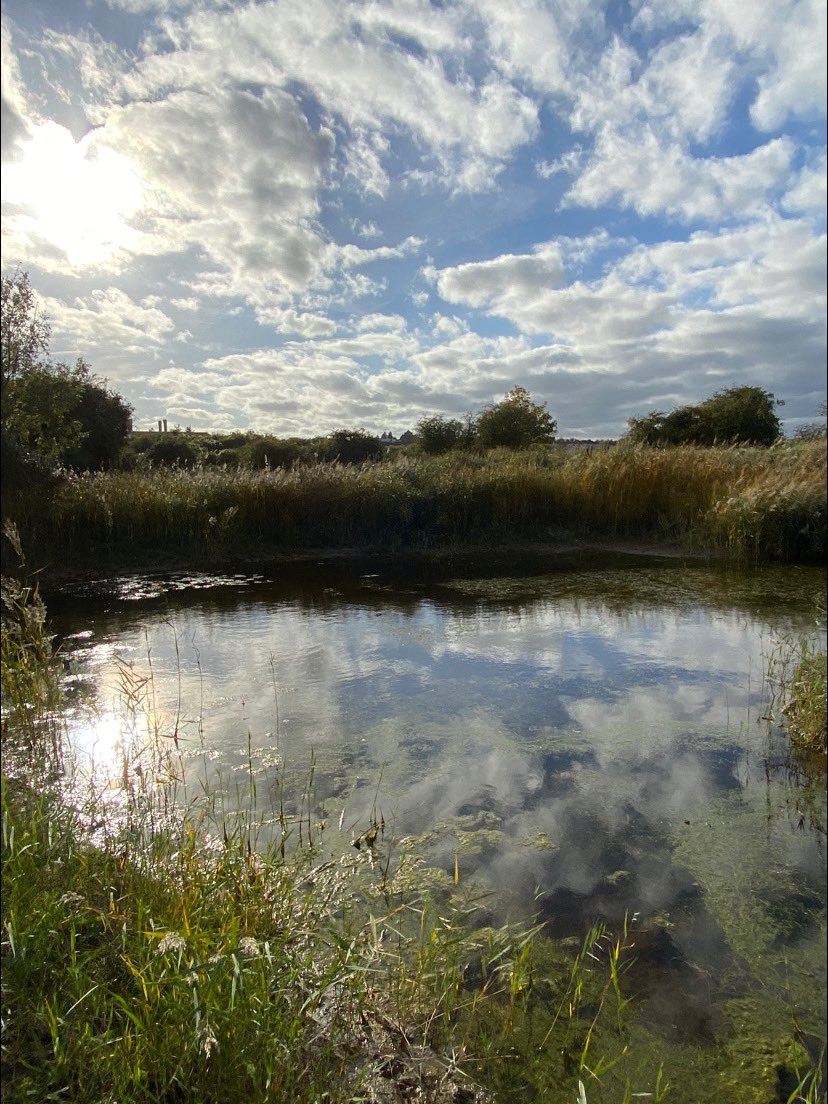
[58,567,824,945]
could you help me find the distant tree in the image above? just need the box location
[476,386,557,449]
[794,401,827,441]
[322,429,383,464]
[695,386,782,445]
[627,387,782,447]
[239,436,309,469]
[416,415,468,455]
[143,436,198,467]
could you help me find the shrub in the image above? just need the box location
[416,415,468,455]
[476,387,556,449]
[321,429,383,464]
[143,436,199,468]
[627,387,782,447]
[240,437,297,470]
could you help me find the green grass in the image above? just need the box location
[5,440,825,574]
[772,638,828,758]
[784,646,828,754]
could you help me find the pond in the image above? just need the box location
[48,552,826,1101]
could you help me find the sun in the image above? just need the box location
[3,120,143,268]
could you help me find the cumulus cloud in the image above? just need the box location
[104,86,334,292]
[426,242,565,311]
[42,288,176,378]
[1,0,823,438]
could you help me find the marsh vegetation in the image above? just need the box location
[6,438,825,578]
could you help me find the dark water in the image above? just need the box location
[49,554,827,1097]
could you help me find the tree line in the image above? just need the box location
[3,271,822,488]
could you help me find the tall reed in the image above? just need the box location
[8,440,824,571]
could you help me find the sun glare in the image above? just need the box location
[3,120,143,267]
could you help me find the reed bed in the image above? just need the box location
[8,440,826,571]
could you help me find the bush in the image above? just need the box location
[476,387,556,449]
[627,387,782,447]
[416,415,469,455]
[239,437,307,470]
[143,436,199,468]
[321,429,383,465]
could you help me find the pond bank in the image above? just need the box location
[27,535,713,591]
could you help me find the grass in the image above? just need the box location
[783,646,827,754]
[4,439,825,575]
[2,580,663,1104]
[763,591,827,760]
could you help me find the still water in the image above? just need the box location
[49,553,826,1094]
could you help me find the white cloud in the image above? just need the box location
[41,287,176,378]
[119,0,540,189]
[356,313,407,332]
[629,0,827,132]
[567,132,795,221]
[334,236,425,269]
[782,150,828,215]
[426,241,565,311]
[254,308,338,338]
[104,85,334,294]
[1,19,32,160]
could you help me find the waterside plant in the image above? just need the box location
[5,438,825,577]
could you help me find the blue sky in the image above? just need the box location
[2,0,825,438]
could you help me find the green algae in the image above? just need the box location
[672,792,827,1040]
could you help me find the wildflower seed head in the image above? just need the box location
[58,892,85,908]
[157,931,187,955]
[198,1024,218,1059]
[238,936,260,957]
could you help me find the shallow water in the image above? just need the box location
[50,554,827,1099]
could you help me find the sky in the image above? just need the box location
[1,0,826,439]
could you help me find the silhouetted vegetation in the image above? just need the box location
[1,273,133,510]
[626,386,782,447]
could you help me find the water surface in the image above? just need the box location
[51,555,827,1099]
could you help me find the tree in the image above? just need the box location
[415,415,467,455]
[627,387,782,447]
[1,272,133,482]
[321,429,383,464]
[476,386,557,449]
[695,386,782,445]
[1,271,50,388]
[794,401,827,441]
[63,368,134,470]
[4,363,86,465]
[142,436,198,468]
